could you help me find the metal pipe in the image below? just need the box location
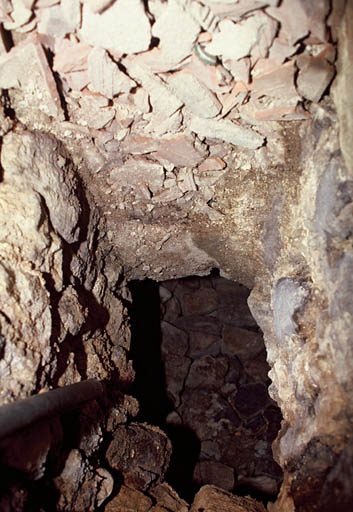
[0,379,104,440]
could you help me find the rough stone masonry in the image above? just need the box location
[0,1,352,511]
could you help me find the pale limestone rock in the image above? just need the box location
[167,70,222,118]
[88,47,136,99]
[0,131,85,402]
[205,12,277,61]
[3,0,32,30]
[79,0,151,55]
[2,131,81,244]
[188,115,264,149]
[37,0,81,37]
[0,34,64,120]
[152,0,200,66]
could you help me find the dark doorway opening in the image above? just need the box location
[128,273,283,504]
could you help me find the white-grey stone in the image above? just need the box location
[167,71,222,118]
[188,115,264,149]
[79,0,151,55]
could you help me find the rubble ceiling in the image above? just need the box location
[0,0,336,285]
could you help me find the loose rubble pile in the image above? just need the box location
[0,0,335,238]
[159,275,282,497]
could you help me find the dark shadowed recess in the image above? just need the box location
[128,274,282,504]
[128,279,201,501]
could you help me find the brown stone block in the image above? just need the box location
[190,484,266,512]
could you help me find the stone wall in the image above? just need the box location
[160,275,283,498]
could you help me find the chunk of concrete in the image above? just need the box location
[79,0,151,54]
[188,115,264,149]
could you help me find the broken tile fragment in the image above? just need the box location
[53,39,91,73]
[37,0,81,38]
[152,0,200,67]
[88,47,136,99]
[79,0,151,55]
[36,0,59,6]
[267,0,310,46]
[120,135,158,155]
[156,133,208,168]
[188,115,264,149]
[109,158,164,198]
[0,34,64,119]
[205,12,277,61]
[0,24,8,54]
[219,81,249,118]
[296,55,335,103]
[153,186,184,204]
[251,61,299,101]
[238,97,309,122]
[177,168,197,193]
[167,70,222,118]
[198,157,226,173]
